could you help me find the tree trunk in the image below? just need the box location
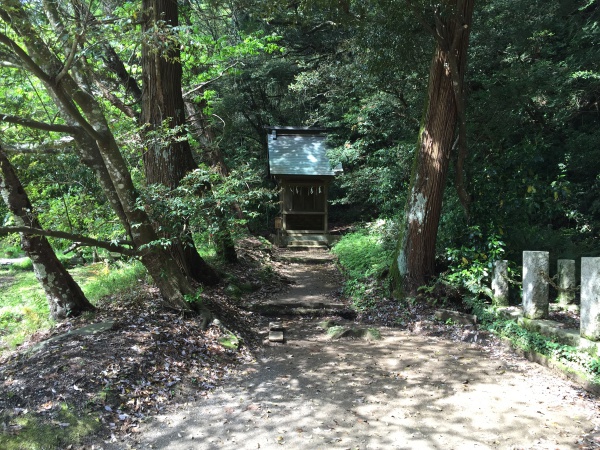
[185,100,241,263]
[0,146,95,319]
[140,0,225,280]
[0,1,200,311]
[390,0,474,297]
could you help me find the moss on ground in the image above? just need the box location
[0,404,101,450]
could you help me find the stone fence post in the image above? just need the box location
[580,257,600,341]
[522,251,549,319]
[492,260,509,307]
[557,259,576,306]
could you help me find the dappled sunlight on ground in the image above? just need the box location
[116,320,599,449]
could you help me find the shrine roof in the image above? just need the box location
[266,127,342,177]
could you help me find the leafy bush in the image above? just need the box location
[435,226,519,302]
[0,242,23,258]
[139,164,276,255]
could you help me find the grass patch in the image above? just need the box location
[0,270,51,349]
[0,261,147,352]
[71,260,148,303]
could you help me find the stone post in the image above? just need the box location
[557,259,576,306]
[580,258,600,341]
[492,260,509,307]
[522,251,549,319]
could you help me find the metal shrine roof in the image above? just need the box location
[267,127,342,177]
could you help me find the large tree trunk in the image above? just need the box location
[140,0,226,279]
[0,146,95,319]
[390,0,474,297]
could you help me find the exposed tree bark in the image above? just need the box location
[140,0,233,273]
[0,146,95,319]
[390,0,475,297]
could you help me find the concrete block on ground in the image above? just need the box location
[580,257,600,341]
[269,331,284,342]
[557,259,576,306]
[522,251,549,319]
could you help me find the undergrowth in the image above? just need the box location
[331,221,394,310]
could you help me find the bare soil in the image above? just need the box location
[1,244,600,449]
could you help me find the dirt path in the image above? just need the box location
[110,251,600,450]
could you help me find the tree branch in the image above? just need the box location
[54,31,83,85]
[405,0,436,38]
[85,63,139,119]
[0,226,136,256]
[183,63,241,99]
[308,21,337,34]
[0,113,80,133]
[2,137,76,154]
[0,32,53,84]
[0,60,20,68]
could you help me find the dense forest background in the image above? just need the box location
[1,0,599,310]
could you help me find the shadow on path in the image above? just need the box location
[110,250,600,450]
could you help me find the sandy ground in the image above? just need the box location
[106,253,600,450]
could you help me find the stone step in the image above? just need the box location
[252,302,356,319]
[287,241,329,250]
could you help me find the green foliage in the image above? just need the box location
[76,261,148,303]
[5,258,33,271]
[325,93,416,219]
[461,0,600,260]
[0,270,50,349]
[0,241,22,258]
[439,227,513,298]
[140,164,276,253]
[184,289,204,306]
[4,151,126,254]
[332,221,395,309]
[218,332,240,350]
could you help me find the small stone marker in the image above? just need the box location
[269,331,284,342]
[268,321,284,342]
[557,259,576,306]
[492,260,509,307]
[580,257,600,341]
[522,251,549,319]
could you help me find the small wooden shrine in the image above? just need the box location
[266,126,342,247]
